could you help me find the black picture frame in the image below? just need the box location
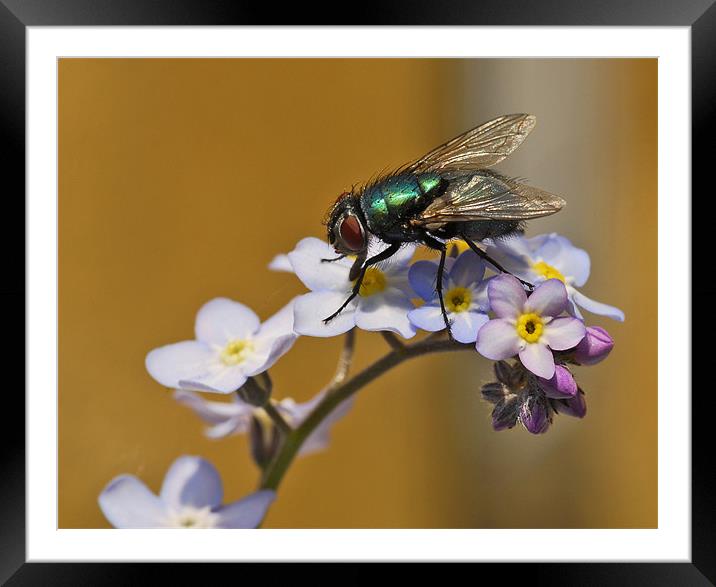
[3,1,707,582]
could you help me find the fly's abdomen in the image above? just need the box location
[361,172,443,238]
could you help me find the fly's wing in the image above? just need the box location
[402,113,536,173]
[415,173,565,228]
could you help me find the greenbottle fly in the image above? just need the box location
[322,113,566,334]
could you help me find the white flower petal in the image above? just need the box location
[173,390,252,427]
[195,298,260,346]
[258,298,297,339]
[268,253,293,272]
[451,311,489,344]
[160,456,223,510]
[355,291,416,338]
[475,318,522,360]
[99,475,168,528]
[145,341,215,389]
[205,417,247,439]
[287,237,352,292]
[215,490,276,529]
[572,289,625,322]
[293,291,356,337]
[408,303,446,332]
[244,334,297,376]
[519,343,555,378]
[178,364,248,394]
[536,235,591,287]
[542,317,587,350]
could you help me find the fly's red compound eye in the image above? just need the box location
[338,214,365,251]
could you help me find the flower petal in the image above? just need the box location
[408,260,442,302]
[99,475,168,528]
[475,319,522,360]
[268,253,293,272]
[451,311,489,344]
[487,275,527,319]
[539,365,578,399]
[519,343,555,378]
[145,341,215,389]
[293,291,356,337]
[214,490,276,529]
[542,317,587,350]
[287,237,352,292]
[258,298,297,338]
[205,417,247,439]
[355,291,417,339]
[159,456,223,510]
[173,390,252,428]
[450,251,485,287]
[195,298,260,346]
[407,303,446,332]
[524,279,568,317]
[536,235,591,287]
[178,364,248,394]
[244,334,297,376]
[571,290,625,322]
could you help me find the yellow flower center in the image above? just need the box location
[532,261,565,283]
[358,267,387,297]
[449,240,471,256]
[445,286,471,313]
[516,313,544,343]
[220,338,254,365]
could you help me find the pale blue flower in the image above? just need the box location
[98,456,275,528]
[486,233,625,321]
[173,388,354,456]
[146,298,297,394]
[476,275,586,379]
[287,237,417,339]
[407,251,490,343]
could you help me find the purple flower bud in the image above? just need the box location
[572,326,614,365]
[491,395,520,431]
[481,382,507,404]
[538,365,578,399]
[520,396,551,434]
[552,388,587,419]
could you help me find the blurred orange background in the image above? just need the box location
[58,58,657,528]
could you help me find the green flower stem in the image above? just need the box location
[262,400,292,436]
[260,335,473,491]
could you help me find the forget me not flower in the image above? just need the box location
[173,388,354,456]
[476,275,586,378]
[486,233,624,321]
[98,456,275,528]
[287,237,417,339]
[146,298,297,394]
[408,251,490,343]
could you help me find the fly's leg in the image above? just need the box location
[321,254,346,263]
[422,235,453,339]
[460,235,534,291]
[323,244,401,324]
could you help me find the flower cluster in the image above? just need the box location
[277,232,621,434]
[99,230,622,528]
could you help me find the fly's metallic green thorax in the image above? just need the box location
[360,172,445,240]
[321,114,566,333]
